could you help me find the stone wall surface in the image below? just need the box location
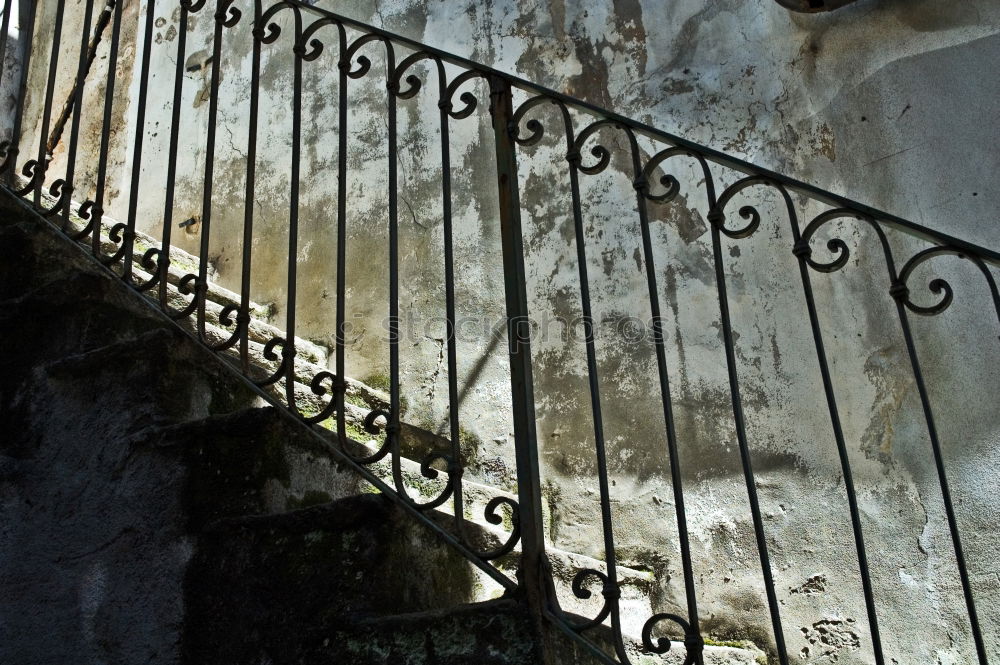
[4,1,999,663]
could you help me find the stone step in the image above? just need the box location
[28,183,328,365]
[130,406,366,528]
[133,404,513,585]
[310,599,538,665]
[28,186,270,321]
[185,495,528,664]
[559,618,766,665]
[129,261,329,366]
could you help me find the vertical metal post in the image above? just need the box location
[489,75,548,614]
[2,0,35,187]
[0,1,13,99]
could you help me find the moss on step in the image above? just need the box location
[360,371,391,393]
[705,636,769,663]
[359,371,408,415]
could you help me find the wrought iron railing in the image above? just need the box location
[2,2,997,664]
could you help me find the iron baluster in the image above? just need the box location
[800,210,991,663]
[489,72,550,634]
[438,59,468,554]
[90,0,125,261]
[46,0,94,227]
[387,35,402,464]
[16,0,65,206]
[561,118,631,663]
[157,1,203,318]
[124,0,158,288]
[713,178,888,665]
[33,0,88,228]
[197,0,242,350]
[237,2,267,374]
[705,197,789,664]
[632,149,706,665]
[780,184,889,665]
[0,0,36,184]
[334,20,349,460]
[892,270,988,664]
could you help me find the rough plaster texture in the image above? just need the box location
[5,1,999,663]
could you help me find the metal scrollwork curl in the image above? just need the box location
[252,19,280,44]
[344,53,371,79]
[69,200,101,241]
[571,140,612,176]
[215,0,241,28]
[390,51,442,100]
[897,273,951,315]
[329,408,392,464]
[711,176,784,240]
[722,205,761,239]
[562,568,614,632]
[386,446,462,511]
[898,254,955,315]
[642,613,703,664]
[107,222,126,246]
[801,235,851,273]
[256,2,303,45]
[897,246,1000,322]
[297,36,324,62]
[298,16,343,63]
[180,0,208,12]
[572,119,638,177]
[14,159,41,196]
[206,303,243,351]
[256,336,289,387]
[101,222,129,265]
[638,146,714,205]
[344,32,398,82]
[39,179,71,217]
[397,451,456,511]
[578,145,611,175]
[510,95,556,148]
[476,496,521,560]
[383,439,458,512]
[78,198,98,219]
[300,370,344,423]
[172,273,200,320]
[362,408,388,434]
[444,70,489,120]
[133,247,163,292]
[797,208,873,274]
[640,171,679,204]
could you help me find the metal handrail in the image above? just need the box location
[280,0,999,266]
[2,2,996,664]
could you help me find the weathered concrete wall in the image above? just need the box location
[9,1,1000,663]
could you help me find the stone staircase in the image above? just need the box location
[0,191,763,664]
